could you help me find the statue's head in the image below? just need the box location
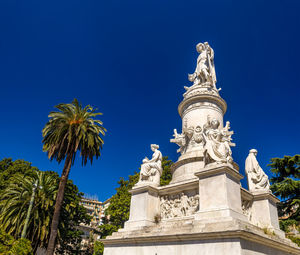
[211,119,220,129]
[196,43,205,53]
[249,149,258,156]
[195,125,202,132]
[151,144,159,151]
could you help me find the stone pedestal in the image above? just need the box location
[124,185,159,229]
[250,191,282,234]
[103,219,300,255]
[195,164,247,222]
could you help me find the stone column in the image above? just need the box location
[194,163,247,221]
[124,185,160,230]
[178,89,227,132]
[171,85,228,184]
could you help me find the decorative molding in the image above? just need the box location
[130,185,159,196]
[102,227,300,254]
[178,93,227,117]
[195,164,243,181]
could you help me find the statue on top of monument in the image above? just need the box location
[137,144,163,186]
[203,116,235,166]
[245,149,270,192]
[188,42,217,88]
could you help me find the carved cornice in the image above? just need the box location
[130,185,159,196]
[178,93,227,118]
[158,179,198,195]
[102,225,300,254]
[171,156,203,173]
[251,191,280,204]
[194,163,243,181]
[240,187,254,201]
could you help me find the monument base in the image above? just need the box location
[102,219,299,255]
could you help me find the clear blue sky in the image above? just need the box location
[0,0,299,201]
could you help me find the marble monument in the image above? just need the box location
[102,42,300,255]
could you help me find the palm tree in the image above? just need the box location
[42,98,106,255]
[0,171,57,252]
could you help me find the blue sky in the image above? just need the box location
[0,0,299,201]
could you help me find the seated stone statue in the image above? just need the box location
[245,149,270,192]
[137,144,163,186]
[203,116,234,166]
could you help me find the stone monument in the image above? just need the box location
[102,42,300,254]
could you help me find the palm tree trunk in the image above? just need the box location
[46,154,72,255]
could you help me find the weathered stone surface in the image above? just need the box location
[103,219,299,254]
[195,164,246,222]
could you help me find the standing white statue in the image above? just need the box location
[137,144,163,186]
[203,116,235,166]
[188,42,217,88]
[245,149,270,192]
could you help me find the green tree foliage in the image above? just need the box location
[93,241,104,255]
[0,158,37,191]
[103,172,139,230]
[42,99,106,255]
[269,155,300,245]
[160,156,173,186]
[99,156,173,240]
[0,229,33,255]
[0,171,57,250]
[0,158,91,254]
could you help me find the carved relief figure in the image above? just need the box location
[170,125,203,155]
[180,192,189,216]
[245,149,270,191]
[170,129,187,154]
[160,192,199,219]
[190,125,203,146]
[242,199,252,221]
[138,144,162,186]
[203,116,235,166]
[188,42,216,88]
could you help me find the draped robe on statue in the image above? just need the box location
[204,128,231,164]
[139,149,162,185]
[245,151,270,191]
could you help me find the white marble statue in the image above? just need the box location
[170,129,188,154]
[138,144,163,186]
[245,149,270,192]
[170,125,203,155]
[203,116,235,166]
[188,42,217,87]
